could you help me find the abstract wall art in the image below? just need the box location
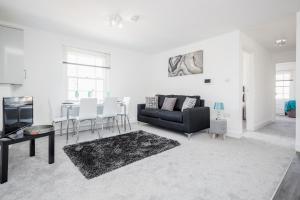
[168,50,203,77]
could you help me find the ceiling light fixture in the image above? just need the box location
[109,14,123,29]
[130,15,140,22]
[274,38,287,47]
[108,14,140,28]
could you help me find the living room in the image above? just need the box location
[0,1,300,200]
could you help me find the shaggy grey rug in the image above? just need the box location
[63,130,180,179]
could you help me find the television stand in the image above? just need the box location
[0,129,55,184]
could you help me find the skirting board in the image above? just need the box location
[296,145,300,152]
[249,120,274,131]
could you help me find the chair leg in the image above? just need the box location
[116,119,120,134]
[95,119,101,139]
[126,115,131,130]
[72,120,75,136]
[60,121,63,136]
[120,115,123,127]
[90,120,94,133]
[101,118,104,132]
[112,117,115,133]
[76,121,80,143]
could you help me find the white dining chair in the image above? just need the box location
[48,100,76,136]
[75,98,100,142]
[118,96,131,131]
[97,97,121,135]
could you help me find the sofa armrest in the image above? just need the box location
[183,107,210,133]
[137,104,146,118]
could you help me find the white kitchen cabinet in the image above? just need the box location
[0,25,24,84]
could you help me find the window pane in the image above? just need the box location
[276,74,283,80]
[277,94,284,99]
[78,78,95,91]
[283,73,291,80]
[96,68,105,78]
[68,78,77,90]
[276,81,284,87]
[67,54,77,63]
[276,87,282,94]
[68,90,77,100]
[77,54,95,66]
[95,57,105,66]
[96,80,104,91]
[283,81,290,87]
[283,93,289,99]
[283,87,289,94]
[96,91,104,101]
[77,66,95,78]
[67,65,77,76]
[78,91,89,99]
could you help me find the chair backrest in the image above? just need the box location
[103,97,120,116]
[79,98,97,119]
[122,97,130,114]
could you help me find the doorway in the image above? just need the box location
[242,51,253,132]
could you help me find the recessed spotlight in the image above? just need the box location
[274,39,287,47]
[131,15,140,22]
[109,14,123,28]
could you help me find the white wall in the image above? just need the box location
[296,12,300,152]
[272,50,296,63]
[241,33,275,131]
[275,62,296,115]
[148,31,243,137]
[0,22,151,128]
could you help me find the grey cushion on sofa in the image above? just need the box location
[161,97,177,111]
[156,94,201,111]
[182,97,197,111]
[145,96,158,109]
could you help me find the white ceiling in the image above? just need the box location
[0,0,299,53]
[243,15,297,53]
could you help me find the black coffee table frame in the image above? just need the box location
[0,131,55,184]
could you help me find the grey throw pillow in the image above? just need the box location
[145,96,158,109]
[181,97,197,111]
[161,97,177,111]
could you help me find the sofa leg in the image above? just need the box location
[184,133,192,140]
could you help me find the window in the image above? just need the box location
[275,71,292,99]
[63,47,110,101]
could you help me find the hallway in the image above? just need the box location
[244,116,296,149]
[258,116,296,138]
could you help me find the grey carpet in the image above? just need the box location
[258,116,296,138]
[63,130,180,179]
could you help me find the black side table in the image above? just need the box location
[0,130,55,184]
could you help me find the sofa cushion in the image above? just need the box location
[140,109,160,118]
[145,96,158,109]
[161,97,177,111]
[156,94,202,110]
[156,95,173,109]
[158,110,183,123]
[173,95,200,111]
[181,97,197,111]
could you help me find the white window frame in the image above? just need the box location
[275,71,292,100]
[63,46,110,102]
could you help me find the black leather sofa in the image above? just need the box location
[137,95,210,138]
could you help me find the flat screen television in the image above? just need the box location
[2,96,33,137]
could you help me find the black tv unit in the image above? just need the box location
[2,96,33,138]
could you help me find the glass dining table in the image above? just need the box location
[60,100,127,142]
